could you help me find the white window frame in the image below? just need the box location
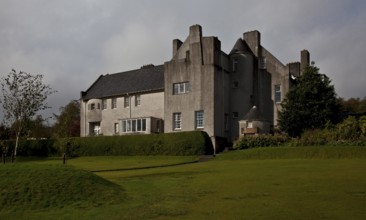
[247,121,253,128]
[173,82,190,95]
[173,113,182,130]
[195,111,204,129]
[122,118,147,133]
[275,85,281,103]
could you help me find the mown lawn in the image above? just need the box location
[1,146,366,219]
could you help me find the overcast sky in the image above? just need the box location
[1,0,365,122]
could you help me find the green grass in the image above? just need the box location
[0,163,126,212]
[1,146,366,219]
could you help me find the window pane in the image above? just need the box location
[132,119,136,132]
[179,83,184,93]
[137,119,141,131]
[142,119,146,131]
[185,82,190,92]
[126,120,131,131]
[122,121,126,132]
[275,85,281,103]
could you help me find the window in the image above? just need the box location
[233,112,239,118]
[233,81,239,88]
[122,118,147,133]
[97,103,101,109]
[90,122,101,136]
[275,85,281,103]
[195,111,204,129]
[173,113,182,130]
[112,98,117,109]
[124,96,130,108]
[114,123,119,134]
[232,58,238,72]
[90,103,95,110]
[102,99,107,110]
[259,57,267,69]
[247,121,253,128]
[135,95,141,106]
[173,82,190,95]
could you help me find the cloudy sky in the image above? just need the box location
[1,0,365,121]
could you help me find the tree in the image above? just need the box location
[278,64,338,137]
[0,69,56,160]
[53,100,80,138]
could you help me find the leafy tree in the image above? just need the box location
[53,100,80,138]
[0,69,56,160]
[24,115,52,139]
[338,97,366,114]
[278,64,338,137]
[0,124,11,140]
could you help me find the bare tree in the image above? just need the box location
[0,69,56,161]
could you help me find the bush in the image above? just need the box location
[294,116,366,146]
[234,134,290,149]
[56,131,213,157]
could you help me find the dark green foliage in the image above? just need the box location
[234,134,290,149]
[294,116,366,146]
[58,131,213,156]
[278,64,339,137]
[4,131,212,157]
[53,100,80,138]
[1,139,57,157]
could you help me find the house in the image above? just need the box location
[80,24,309,150]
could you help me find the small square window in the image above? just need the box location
[233,112,239,118]
[233,81,239,88]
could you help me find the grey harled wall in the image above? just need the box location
[164,25,216,140]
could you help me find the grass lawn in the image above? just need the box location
[1,146,366,219]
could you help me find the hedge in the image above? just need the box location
[0,131,213,157]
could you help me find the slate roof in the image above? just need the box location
[81,65,164,100]
[242,106,268,121]
[229,38,252,55]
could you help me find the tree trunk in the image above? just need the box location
[14,122,22,163]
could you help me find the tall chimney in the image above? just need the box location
[173,39,183,57]
[300,49,310,73]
